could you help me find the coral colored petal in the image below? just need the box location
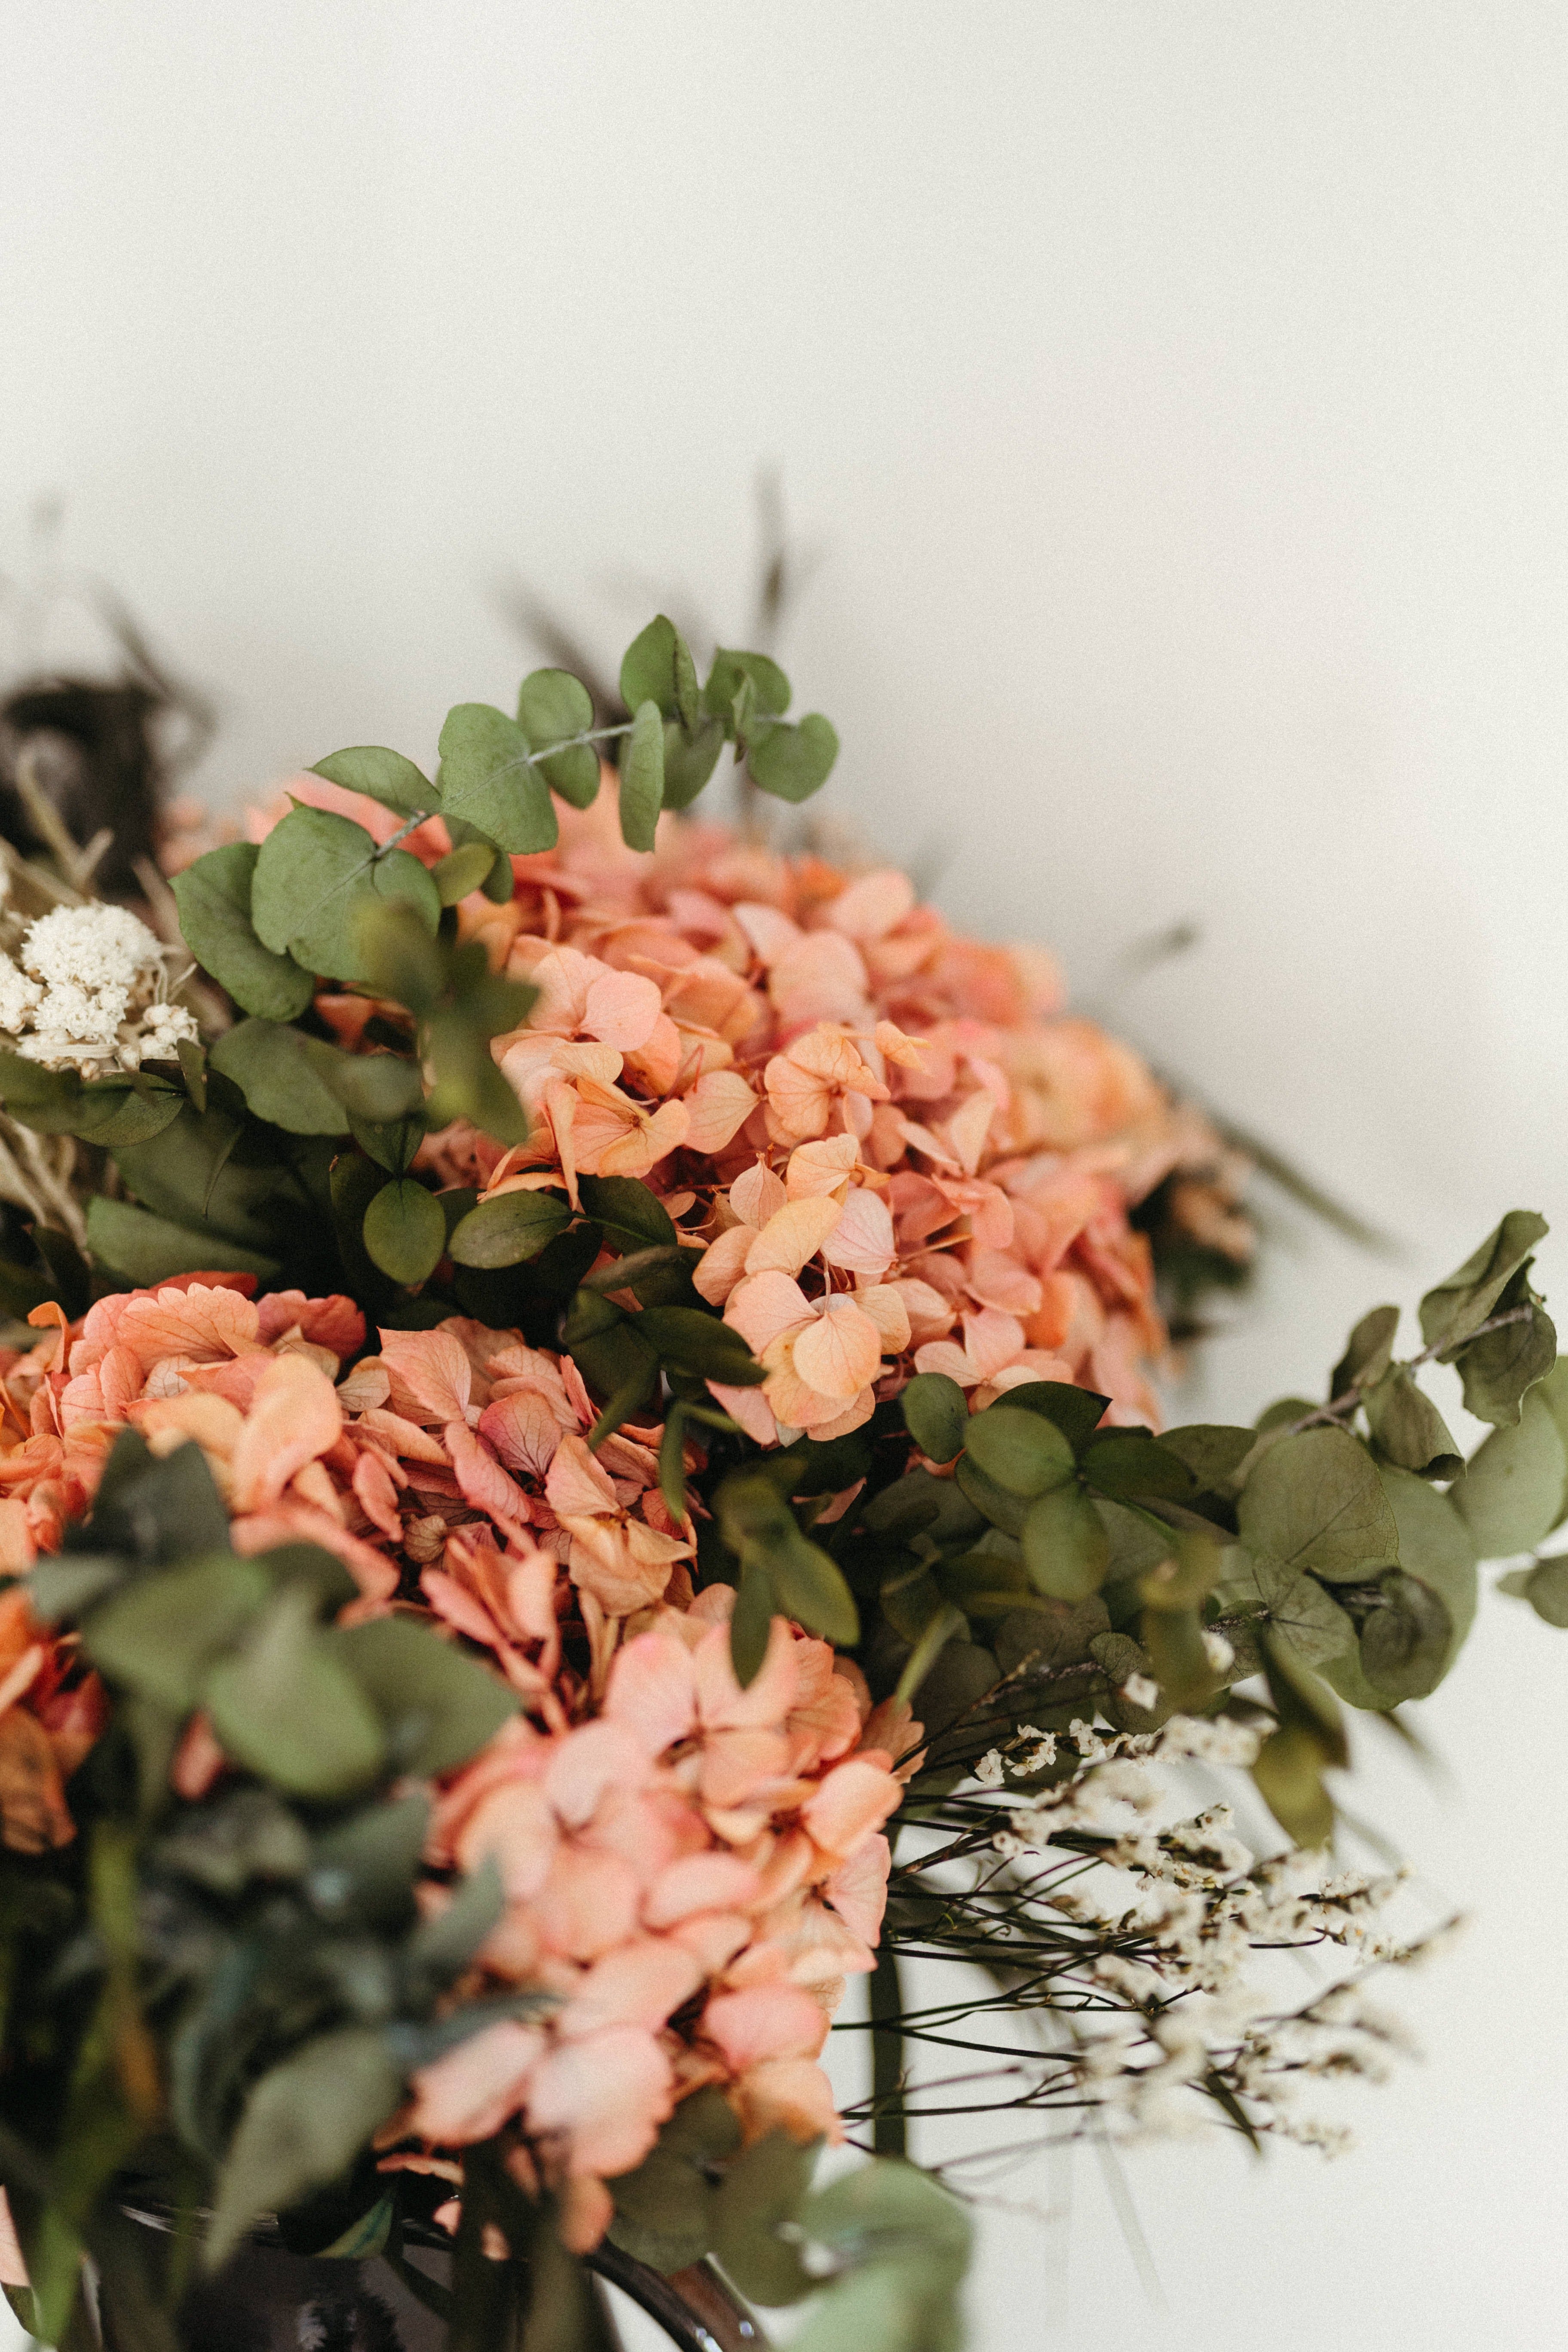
[377,1329,473,1424]
[559,1939,704,2040]
[545,1434,619,1519]
[410,2020,545,2145]
[802,1758,902,1858]
[724,1272,813,1357]
[603,1631,698,1756]
[526,2026,674,2178]
[790,1300,883,1403]
[702,1984,828,2070]
[229,1354,343,1514]
[729,1161,788,1227]
[643,1851,762,1928]
[683,1069,757,1153]
[731,2057,843,2147]
[692,1224,756,1307]
[744,1197,843,1279]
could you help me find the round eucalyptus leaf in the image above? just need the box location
[361,1177,446,1285]
[1021,1485,1110,1600]
[965,1405,1076,1498]
[901,1371,969,1464]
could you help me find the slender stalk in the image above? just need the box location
[870,1941,909,2159]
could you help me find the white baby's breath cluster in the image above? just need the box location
[0,903,197,1077]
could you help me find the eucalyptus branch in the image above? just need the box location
[1286,1301,1534,1437]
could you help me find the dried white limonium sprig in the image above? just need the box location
[883,1714,1454,2185]
[0,878,197,1078]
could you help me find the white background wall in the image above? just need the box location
[2,5,1566,2346]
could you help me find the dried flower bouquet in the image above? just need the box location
[0,616,1561,2352]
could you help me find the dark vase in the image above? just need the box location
[95,2205,765,2352]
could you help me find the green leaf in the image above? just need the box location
[448,1189,572,1268]
[964,1405,1077,1497]
[431,841,501,905]
[1419,1210,1550,1354]
[361,1178,446,1285]
[355,1105,425,1171]
[997,1380,1110,1451]
[354,897,445,1020]
[517,668,599,808]
[1359,1570,1453,1702]
[83,1554,270,1711]
[1453,1387,1567,1557]
[577,1175,677,1251]
[172,843,315,1020]
[704,647,791,723]
[1159,1423,1259,1489]
[1081,1433,1196,1503]
[1021,1484,1110,1600]
[618,700,665,851]
[609,2088,738,2274]
[659,716,726,811]
[210,1020,351,1135]
[205,2027,404,2269]
[900,1371,969,1464]
[86,1196,281,1284]
[1329,1302,1400,1401]
[0,1057,187,1147]
[953,1452,1028,1537]
[310,746,433,816]
[1363,1368,1464,1481]
[717,1471,858,1648]
[154,1787,311,1895]
[747,714,840,803]
[1504,1555,1568,1629]
[1252,1723,1335,1848]
[85,1430,233,1564]
[401,1857,506,2006]
[326,1614,518,1776]
[713,2131,818,2305]
[438,703,558,853]
[894,1602,965,1707]
[1451,1268,1557,1427]
[1237,1424,1400,1582]
[251,806,440,981]
[205,1588,388,1798]
[1378,1464,1477,1669]
[634,1305,764,1384]
[620,617,688,720]
[1250,1556,1357,1669]
[1534,1356,1568,1531]
[730,1554,775,1687]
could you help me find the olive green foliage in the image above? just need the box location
[0,1433,525,2346]
[608,2097,970,2352]
[787,1214,1564,1848]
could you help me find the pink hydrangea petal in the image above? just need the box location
[409,2019,545,2145]
[526,2025,674,2178]
[702,1984,828,2070]
[558,1939,704,2040]
[802,1758,902,1858]
[643,1851,762,1928]
[790,1300,883,1403]
[229,1354,343,1514]
[603,1630,698,1756]
[744,1197,842,1279]
[377,1329,473,1424]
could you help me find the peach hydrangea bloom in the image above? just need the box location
[249,770,1221,1431]
[407,1587,904,2194]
